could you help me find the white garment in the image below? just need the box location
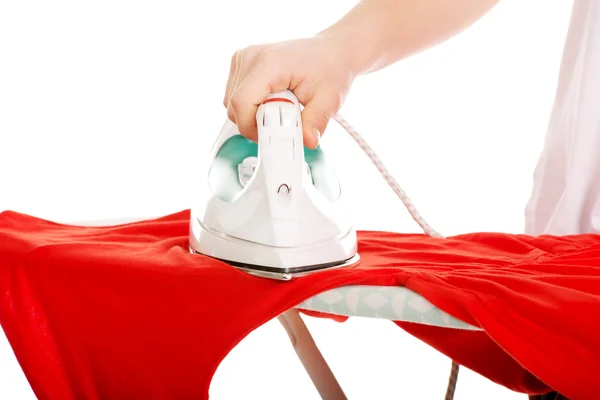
[525,0,600,235]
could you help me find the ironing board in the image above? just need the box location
[64,217,477,400]
[296,285,478,331]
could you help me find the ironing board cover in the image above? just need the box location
[0,209,598,400]
[297,285,480,330]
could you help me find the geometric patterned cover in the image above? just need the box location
[296,285,480,330]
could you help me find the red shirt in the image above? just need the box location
[0,210,598,399]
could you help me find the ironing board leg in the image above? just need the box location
[278,310,347,400]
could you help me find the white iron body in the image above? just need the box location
[189,90,359,280]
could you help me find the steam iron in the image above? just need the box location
[189,90,360,280]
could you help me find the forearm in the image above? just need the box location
[318,0,501,75]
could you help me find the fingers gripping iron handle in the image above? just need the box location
[255,90,305,220]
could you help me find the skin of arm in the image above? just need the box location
[223,0,501,147]
[318,0,502,75]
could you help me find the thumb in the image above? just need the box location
[301,92,339,149]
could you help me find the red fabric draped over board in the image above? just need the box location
[0,209,598,399]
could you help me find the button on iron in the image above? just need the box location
[278,184,290,195]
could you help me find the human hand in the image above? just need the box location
[223,36,358,149]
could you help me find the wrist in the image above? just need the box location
[316,1,392,75]
[317,31,371,77]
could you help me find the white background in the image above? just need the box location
[0,0,573,398]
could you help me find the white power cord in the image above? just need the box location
[333,114,458,400]
[333,114,443,238]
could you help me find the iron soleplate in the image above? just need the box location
[190,248,360,281]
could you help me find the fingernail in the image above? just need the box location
[314,128,321,148]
